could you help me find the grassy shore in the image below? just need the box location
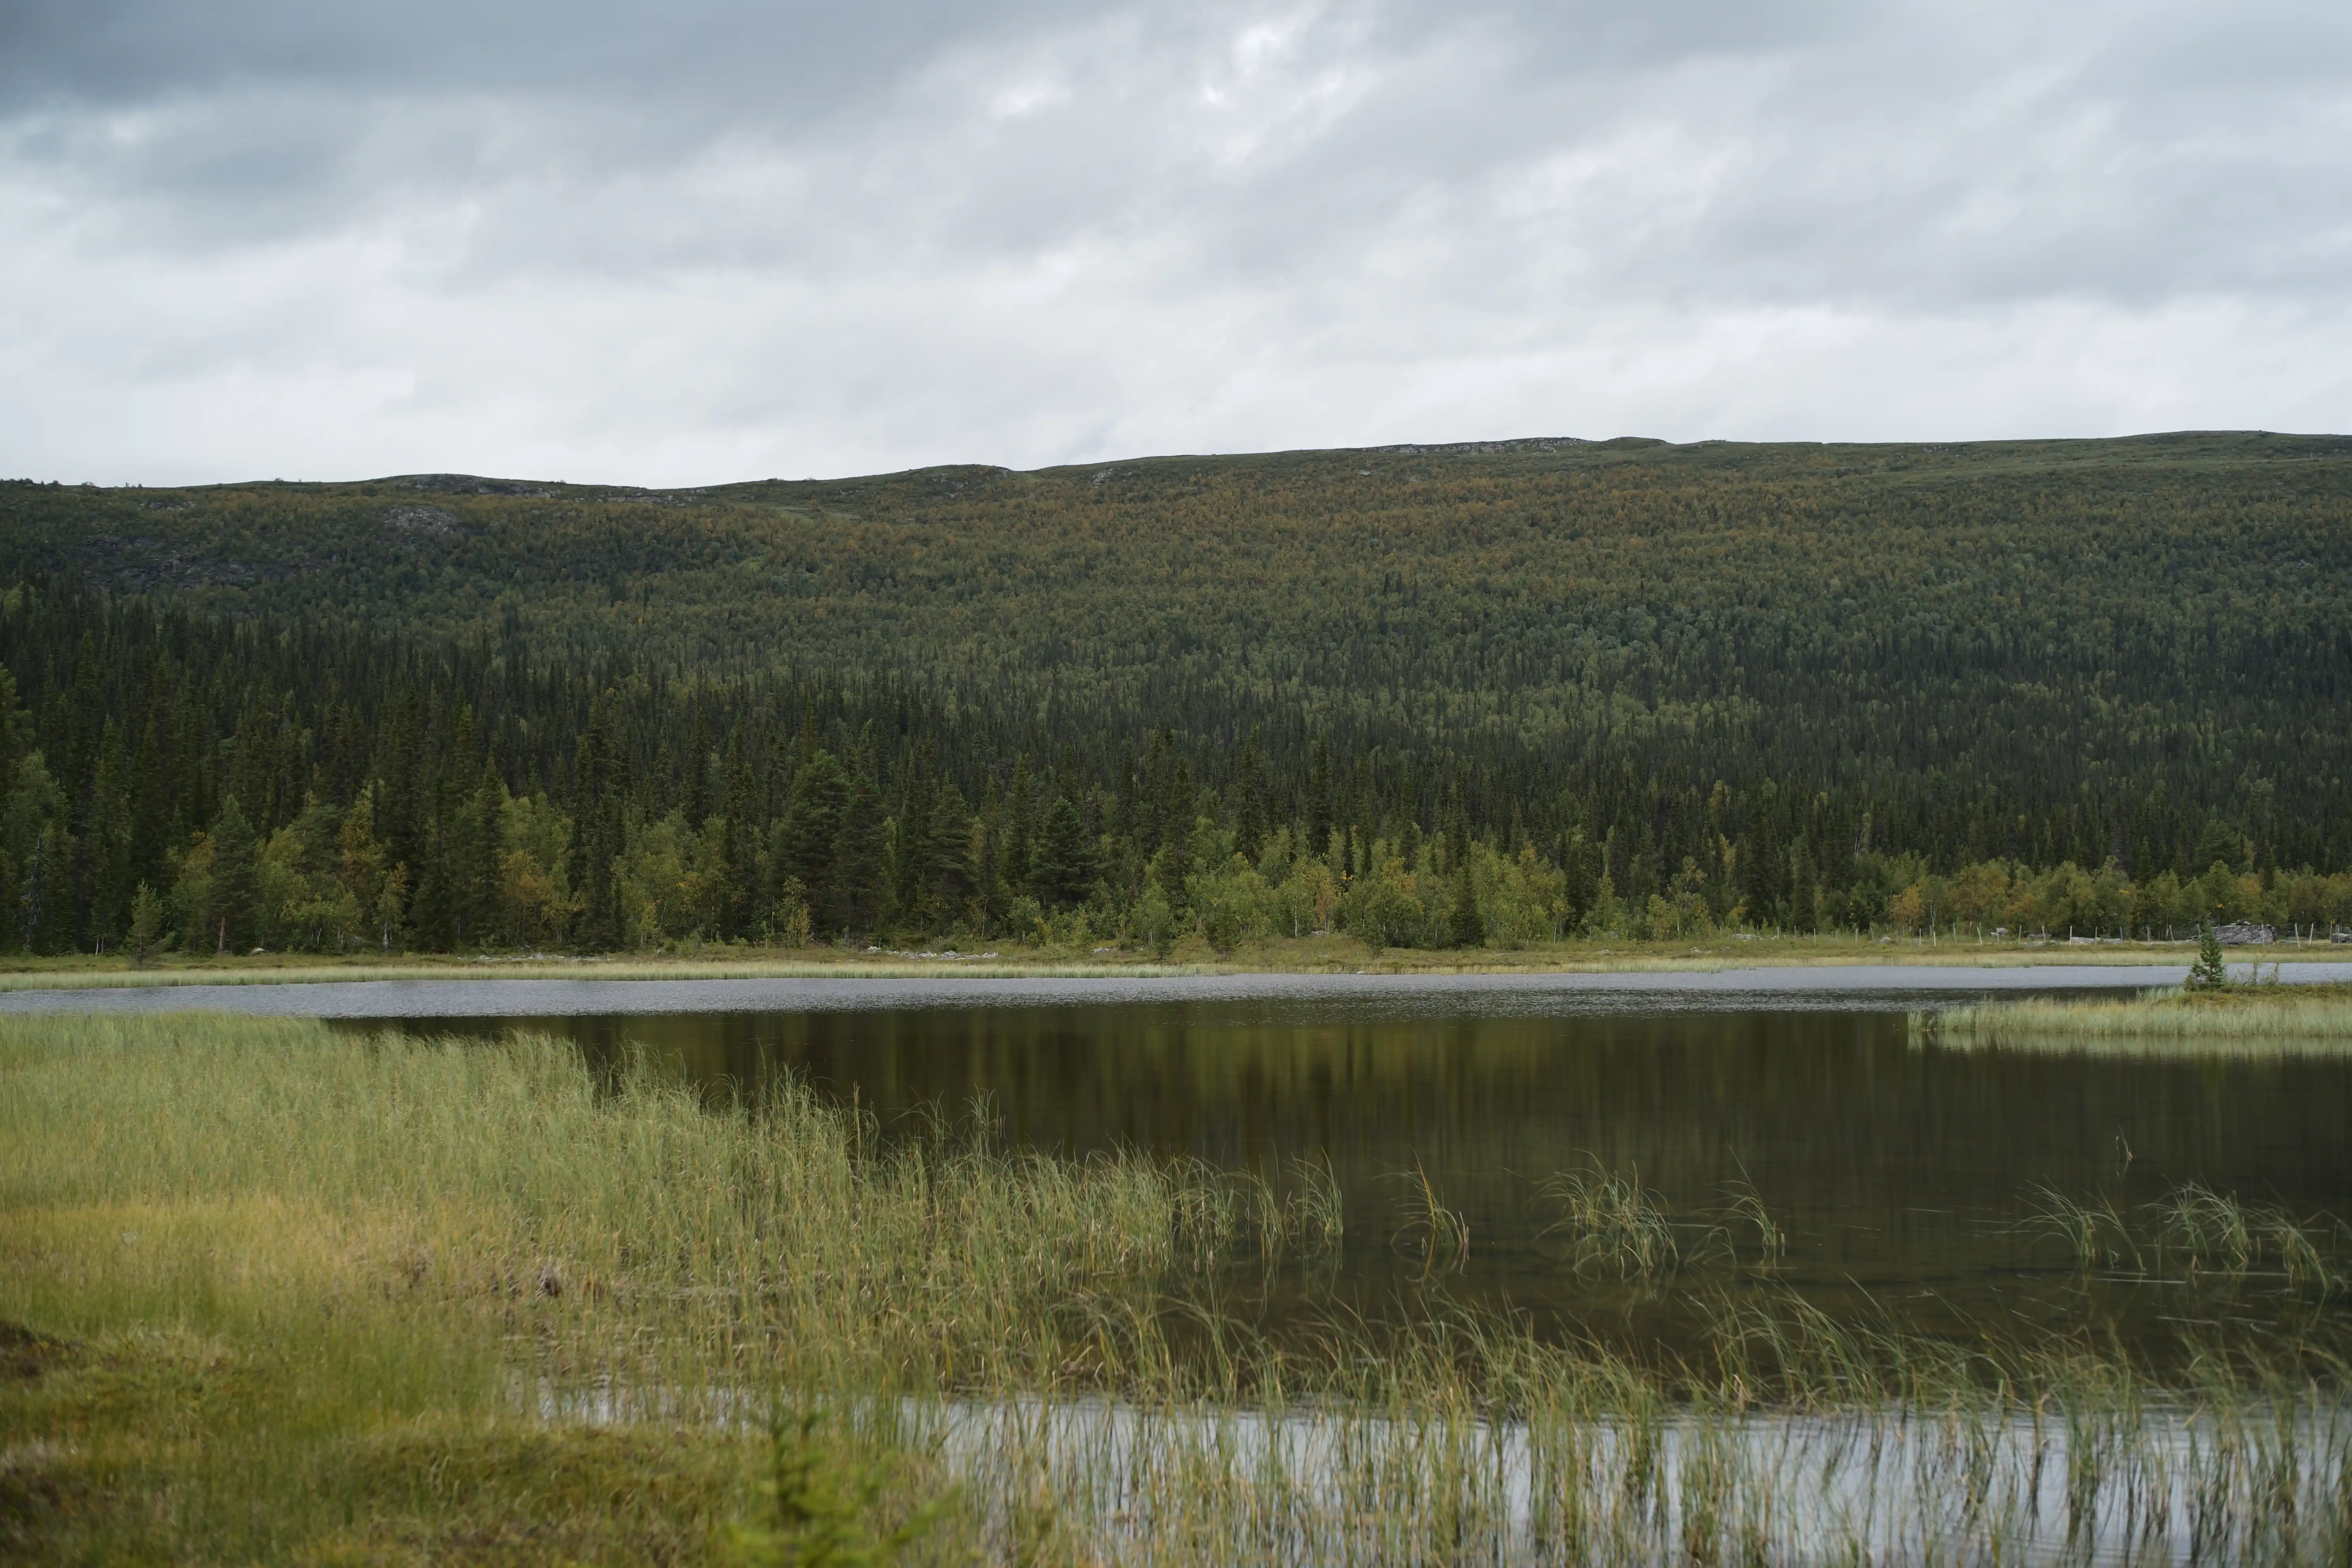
[1921,981,2352,1051]
[1,929,2336,991]
[6,1013,2351,1563]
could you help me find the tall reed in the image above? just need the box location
[9,1011,2352,1564]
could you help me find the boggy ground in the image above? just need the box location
[0,1323,762,1566]
[7,1012,2352,1564]
[0,929,2330,991]
[1924,980,2352,1048]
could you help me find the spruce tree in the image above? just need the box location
[834,766,890,935]
[337,787,388,922]
[207,796,258,954]
[1001,756,1035,897]
[1233,731,1269,862]
[780,750,847,930]
[719,730,762,937]
[573,696,623,950]
[1448,862,1485,950]
[1032,792,1091,910]
[2186,918,2231,990]
[681,705,712,827]
[921,785,976,929]
[127,881,160,967]
[81,720,134,950]
[466,758,507,948]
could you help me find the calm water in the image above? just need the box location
[299,970,2352,1359]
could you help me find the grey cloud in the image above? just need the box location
[0,0,2346,484]
[16,0,2345,305]
[0,0,1079,109]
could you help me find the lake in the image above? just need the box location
[94,963,2309,1364]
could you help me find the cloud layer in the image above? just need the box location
[3,0,2348,483]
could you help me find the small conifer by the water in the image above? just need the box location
[2187,919,2231,990]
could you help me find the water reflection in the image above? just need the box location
[359,995,2352,1357]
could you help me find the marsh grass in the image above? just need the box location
[1386,1159,1472,1278]
[2018,1178,2348,1303]
[0,1012,1267,1560]
[1540,1161,1681,1279]
[1718,1170,1788,1270]
[2026,1183,2147,1273]
[1537,1160,1800,1281]
[6,1012,2352,1564]
[1921,983,2352,1050]
[2152,1183,2348,1296]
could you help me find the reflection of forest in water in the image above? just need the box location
[368,1001,2352,1358]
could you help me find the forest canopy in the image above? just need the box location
[0,430,2346,955]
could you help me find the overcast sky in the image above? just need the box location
[2,0,2347,485]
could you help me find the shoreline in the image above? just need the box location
[0,935,2342,994]
[5,957,2350,1018]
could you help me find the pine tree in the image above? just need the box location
[1001,756,1035,898]
[1233,731,1268,862]
[377,692,426,877]
[681,704,712,827]
[207,796,258,954]
[719,730,762,937]
[920,785,976,929]
[834,765,890,936]
[126,669,175,893]
[128,881,160,968]
[780,750,848,931]
[19,820,72,954]
[1031,792,1091,910]
[1305,736,1334,860]
[338,786,388,921]
[573,695,624,950]
[2186,918,2231,990]
[892,748,939,921]
[1448,862,1485,950]
[1134,875,1177,959]
[81,720,134,950]
[466,757,508,948]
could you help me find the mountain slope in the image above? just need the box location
[3,430,2349,876]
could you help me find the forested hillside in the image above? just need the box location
[0,431,2347,956]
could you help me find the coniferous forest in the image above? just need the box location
[1,430,2349,957]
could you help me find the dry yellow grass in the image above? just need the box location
[1920,982,2352,1050]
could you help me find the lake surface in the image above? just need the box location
[192,965,2347,1363]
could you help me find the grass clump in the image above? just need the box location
[1917,982,2352,1051]
[1387,1158,1472,1277]
[2026,1184,2147,1273]
[1541,1161,1679,1278]
[2020,1178,2346,1297]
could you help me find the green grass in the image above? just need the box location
[1920,982,2352,1051]
[1539,1161,1681,1279]
[6,1012,2352,1563]
[0,1013,1260,1561]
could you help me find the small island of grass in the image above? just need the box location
[1920,980,2352,1050]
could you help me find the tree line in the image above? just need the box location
[6,433,2348,885]
[0,577,2346,959]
